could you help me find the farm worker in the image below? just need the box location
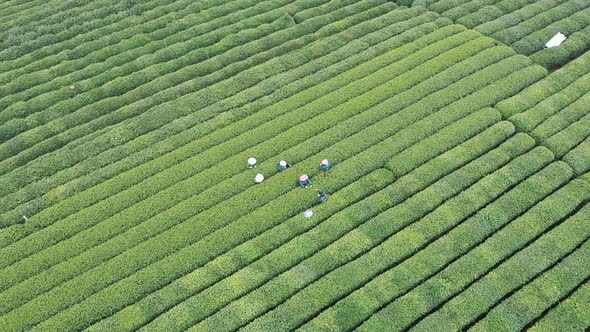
[247,157,257,169]
[299,174,312,188]
[254,173,264,183]
[320,159,332,172]
[277,160,291,172]
[317,189,328,203]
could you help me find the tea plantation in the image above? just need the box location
[0,0,589,331]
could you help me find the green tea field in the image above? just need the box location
[1,0,589,331]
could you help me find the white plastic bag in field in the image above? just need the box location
[304,210,314,218]
[545,32,567,48]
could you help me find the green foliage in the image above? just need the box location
[475,0,562,36]
[496,50,590,119]
[472,216,590,331]
[0,0,191,76]
[410,184,590,331]
[0,0,145,62]
[0,0,275,108]
[0,25,491,256]
[1,2,588,330]
[529,94,590,141]
[510,6,590,56]
[528,279,590,331]
[508,75,590,134]
[238,147,559,332]
[563,136,590,176]
[146,117,532,332]
[456,5,505,28]
[544,112,590,158]
[490,0,589,46]
[0,32,513,329]
[88,169,395,332]
[0,1,393,176]
[358,178,590,331]
[0,7,294,140]
[530,25,590,69]
[0,7,448,226]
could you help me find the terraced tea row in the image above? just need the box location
[0,24,544,330]
[1,1,589,330]
[406,0,590,68]
[0,5,444,233]
[0,0,384,160]
[497,50,590,176]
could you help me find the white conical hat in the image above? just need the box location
[248,157,257,165]
[299,174,309,182]
[304,210,314,218]
[279,160,287,167]
[321,159,329,165]
[255,173,264,183]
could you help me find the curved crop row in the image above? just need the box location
[410,0,590,69]
[298,136,544,331]
[0,20,462,248]
[0,37,513,282]
[0,34,501,300]
[0,24,483,256]
[89,123,518,332]
[0,1,410,201]
[0,0,343,112]
[0,108,503,326]
[0,0,86,31]
[0,2,295,141]
[529,93,590,141]
[198,138,552,332]
[544,111,590,158]
[0,0,46,19]
[0,11,446,228]
[151,55,549,328]
[448,0,540,27]
[509,75,590,135]
[475,0,563,36]
[2,61,544,328]
[0,0,206,76]
[0,0,252,105]
[1,0,119,48]
[528,279,590,331]
[49,111,516,332]
[355,178,589,331]
[509,6,590,56]
[0,0,373,130]
[563,137,590,176]
[0,0,153,62]
[0,0,180,67]
[0,48,542,330]
[408,187,590,331]
[472,216,590,331]
[489,0,589,47]
[493,49,590,173]
[0,1,391,175]
[495,50,590,119]
[530,25,590,68]
[0,16,455,239]
[0,12,449,227]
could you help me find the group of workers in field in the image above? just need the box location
[247,157,332,204]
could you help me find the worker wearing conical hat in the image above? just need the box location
[299,174,312,188]
[320,159,332,173]
[277,160,291,172]
[247,157,257,169]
